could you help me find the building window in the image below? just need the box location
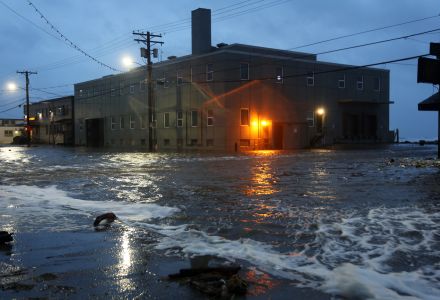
[129,85,135,94]
[4,130,13,137]
[240,63,249,80]
[176,111,183,127]
[111,88,115,96]
[206,139,214,147]
[240,108,249,126]
[119,82,124,95]
[164,112,170,128]
[374,77,381,91]
[163,73,169,88]
[306,111,314,127]
[164,139,170,146]
[139,80,146,92]
[177,72,183,85]
[111,117,117,130]
[190,139,198,146]
[307,73,314,86]
[141,114,147,129]
[206,63,213,81]
[79,89,84,97]
[338,75,346,89]
[130,115,135,129]
[120,116,125,129]
[191,110,198,127]
[240,139,250,147]
[357,76,364,90]
[276,67,283,83]
[207,109,214,126]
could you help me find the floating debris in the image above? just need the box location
[0,231,13,244]
[168,266,247,297]
[93,212,117,227]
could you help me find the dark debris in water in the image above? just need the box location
[168,258,248,298]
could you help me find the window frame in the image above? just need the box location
[338,75,346,89]
[307,73,315,87]
[240,62,249,80]
[120,116,125,129]
[275,66,284,84]
[240,108,250,126]
[191,110,199,127]
[207,109,214,126]
[111,116,117,130]
[176,111,183,127]
[164,112,170,128]
[206,64,214,82]
[357,76,364,90]
[129,115,135,129]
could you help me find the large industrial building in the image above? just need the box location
[73,8,393,151]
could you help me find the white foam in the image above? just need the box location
[0,185,179,223]
[147,206,440,300]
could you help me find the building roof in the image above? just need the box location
[418,92,440,111]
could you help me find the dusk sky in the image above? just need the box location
[1,0,439,140]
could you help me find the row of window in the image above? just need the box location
[77,65,381,98]
[109,110,214,130]
[34,106,69,119]
[107,138,214,147]
[3,130,13,137]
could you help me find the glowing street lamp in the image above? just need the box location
[122,56,142,69]
[122,56,134,68]
[6,82,17,91]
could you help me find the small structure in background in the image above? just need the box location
[24,96,74,145]
[0,119,24,144]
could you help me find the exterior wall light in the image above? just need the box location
[316,108,325,116]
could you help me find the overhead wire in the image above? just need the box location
[290,14,440,50]
[26,0,121,72]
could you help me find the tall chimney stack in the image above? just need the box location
[192,8,212,55]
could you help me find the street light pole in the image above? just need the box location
[17,70,37,147]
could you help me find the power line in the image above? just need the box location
[26,0,120,72]
[0,0,63,42]
[290,14,440,50]
[0,102,24,114]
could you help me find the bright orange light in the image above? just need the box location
[252,120,258,127]
[261,120,268,127]
[316,108,325,116]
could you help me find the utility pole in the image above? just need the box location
[133,31,163,152]
[17,70,37,147]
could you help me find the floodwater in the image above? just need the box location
[1,145,440,299]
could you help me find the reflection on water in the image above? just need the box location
[245,268,279,296]
[1,145,439,299]
[245,157,279,196]
[117,228,135,292]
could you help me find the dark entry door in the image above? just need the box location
[86,118,104,147]
[273,123,284,150]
